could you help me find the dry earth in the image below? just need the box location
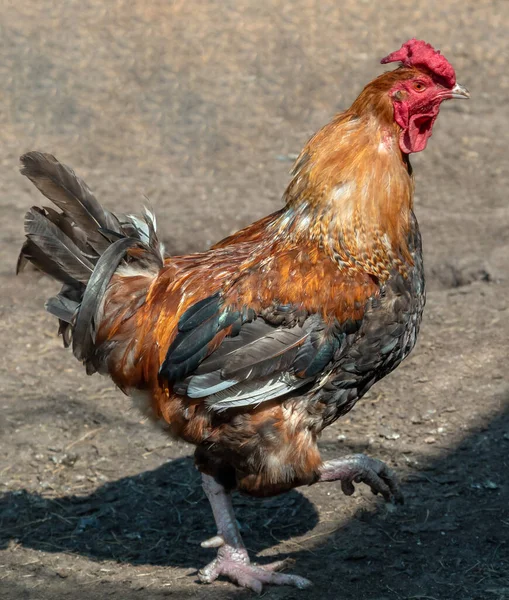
[1,1,509,599]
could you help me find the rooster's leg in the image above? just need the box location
[318,454,404,503]
[199,473,312,593]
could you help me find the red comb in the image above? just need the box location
[380,39,456,89]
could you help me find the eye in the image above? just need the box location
[412,81,427,92]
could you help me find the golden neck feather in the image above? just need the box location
[277,109,415,280]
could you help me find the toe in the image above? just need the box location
[198,558,220,584]
[199,555,312,592]
[226,567,263,594]
[261,557,294,572]
[361,470,392,501]
[249,565,312,589]
[341,479,356,496]
[273,572,313,589]
[380,467,404,504]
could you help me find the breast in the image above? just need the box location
[312,238,425,428]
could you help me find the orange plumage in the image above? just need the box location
[18,39,468,592]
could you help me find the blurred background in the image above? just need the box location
[1,1,508,599]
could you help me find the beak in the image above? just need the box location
[451,83,470,99]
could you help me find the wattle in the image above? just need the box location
[399,110,439,154]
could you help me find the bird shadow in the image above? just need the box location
[0,455,318,569]
[1,406,509,599]
[290,402,509,599]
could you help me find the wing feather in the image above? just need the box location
[164,296,347,410]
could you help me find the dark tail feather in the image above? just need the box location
[18,152,165,367]
[72,237,138,361]
[17,236,82,286]
[23,207,94,283]
[45,293,80,349]
[20,152,122,254]
[41,205,91,254]
[46,284,84,348]
[45,294,80,323]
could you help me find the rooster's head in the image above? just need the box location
[380,38,469,153]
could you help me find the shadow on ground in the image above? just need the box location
[1,405,508,599]
[0,456,318,569]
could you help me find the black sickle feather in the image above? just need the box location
[72,237,138,361]
[18,152,166,374]
[20,152,121,253]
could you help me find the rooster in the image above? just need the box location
[17,39,468,592]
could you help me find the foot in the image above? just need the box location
[199,543,312,593]
[199,473,311,592]
[319,453,404,504]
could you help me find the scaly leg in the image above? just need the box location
[198,473,312,593]
[318,453,404,503]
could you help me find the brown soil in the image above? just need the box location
[1,1,508,599]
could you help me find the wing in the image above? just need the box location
[152,237,381,412]
[159,292,362,412]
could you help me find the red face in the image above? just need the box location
[389,74,455,154]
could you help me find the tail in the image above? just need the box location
[17,151,165,371]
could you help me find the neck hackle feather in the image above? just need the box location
[271,69,418,280]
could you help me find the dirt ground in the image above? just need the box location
[1,1,509,599]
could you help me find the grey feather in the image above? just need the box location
[194,319,293,375]
[206,373,313,411]
[45,295,79,323]
[19,151,165,376]
[141,206,165,264]
[222,326,307,380]
[186,373,238,398]
[183,321,313,402]
[41,205,92,255]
